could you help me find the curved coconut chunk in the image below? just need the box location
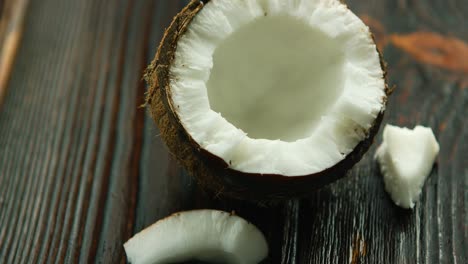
[124,210,268,264]
[170,0,386,176]
[375,125,440,209]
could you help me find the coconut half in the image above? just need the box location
[145,0,390,200]
[124,210,268,264]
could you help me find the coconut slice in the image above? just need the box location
[123,210,268,264]
[145,0,390,200]
[375,125,440,209]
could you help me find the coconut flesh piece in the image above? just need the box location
[170,0,387,176]
[123,210,268,264]
[375,125,440,209]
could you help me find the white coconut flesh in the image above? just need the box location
[375,125,440,209]
[123,210,268,264]
[170,0,386,176]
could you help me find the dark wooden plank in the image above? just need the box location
[0,0,151,263]
[0,0,466,263]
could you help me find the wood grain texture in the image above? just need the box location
[0,0,466,263]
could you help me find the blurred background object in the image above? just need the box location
[0,0,29,106]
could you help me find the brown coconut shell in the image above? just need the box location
[144,0,391,202]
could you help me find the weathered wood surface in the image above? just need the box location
[0,0,466,263]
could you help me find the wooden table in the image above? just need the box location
[0,0,466,263]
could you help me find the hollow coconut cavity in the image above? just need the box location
[146,0,390,200]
